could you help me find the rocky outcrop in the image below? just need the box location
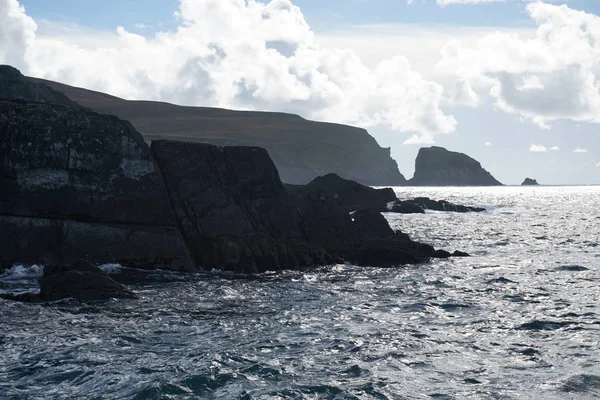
[151,140,465,272]
[286,173,397,213]
[1,65,468,287]
[0,261,136,302]
[151,140,331,273]
[521,178,539,186]
[387,197,485,213]
[0,67,194,272]
[0,65,78,109]
[409,146,502,186]
[33,76,407,186]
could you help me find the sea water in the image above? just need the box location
[1,186,598,399]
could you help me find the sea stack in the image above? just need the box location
[409,146,502,186]
[521,178,539,186]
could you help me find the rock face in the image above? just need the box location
[0,67,194,271]
[0,65,78,109]
[286,173,397,213]
[33,77,407,186]
[0,261,136,302]
[151,140,329,273]
[387,197,485,213]
[409,146,502,186]
[1,65,469,287]
[522,178,539,186]
[152,140,462,271]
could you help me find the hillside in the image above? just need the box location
[31,77,407,186]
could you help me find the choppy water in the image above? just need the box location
[1,186,599,399]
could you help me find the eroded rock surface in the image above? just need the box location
[0,67,193,271]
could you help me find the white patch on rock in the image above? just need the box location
[17,168,69,189]
[119,136,155,179]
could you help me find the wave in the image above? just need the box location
[0,264,44,281]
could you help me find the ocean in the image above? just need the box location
[1,186,599,399]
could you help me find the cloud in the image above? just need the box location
[0,0,36,71]
[550,146,559,151]
[530,143,547,152]
[573,148,588,153]
[485,141,492,146]
[596,162,600,168]
[0,0,457,145]
[437,2,600,129]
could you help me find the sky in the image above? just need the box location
[1,0,599,185]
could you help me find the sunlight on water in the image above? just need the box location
[1,186,599,399]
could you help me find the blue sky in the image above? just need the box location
[19,0,600,31]
[6,0,600,184]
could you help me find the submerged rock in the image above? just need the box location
[387,197,485,213]
[409,146,502,186]
[1,261,136,302]
[521,178,539,186]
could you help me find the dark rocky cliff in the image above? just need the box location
[32,77,407,186]
[286,173,397,213]
[0,65,462,279]
[0,66,194,271]
[409,146,502,186]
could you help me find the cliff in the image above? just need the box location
[0,66,194,271]
[409,146,502,186]
[30,77,407,186]
[0,65,459,277]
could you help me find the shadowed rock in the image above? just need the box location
[409,146,502,186]
[387,197,485,213]
[151,140,327,273]
[1,65,468,276]
[286,173,397,213]
[0,67,194,272]
[1,261,136,302]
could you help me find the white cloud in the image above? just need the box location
[530,143,547,152]
[0,0,36,71]
[437,2,600,129]
[485,141,492,146]
[573,148,588,153]
[550,145,560,151]
[0,0,457,145]
[596,162,600,168]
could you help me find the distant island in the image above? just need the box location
[408,146,503,186]
[521,178,540,186]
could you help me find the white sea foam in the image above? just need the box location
[98,263,123,274]
[0,265,44,281]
